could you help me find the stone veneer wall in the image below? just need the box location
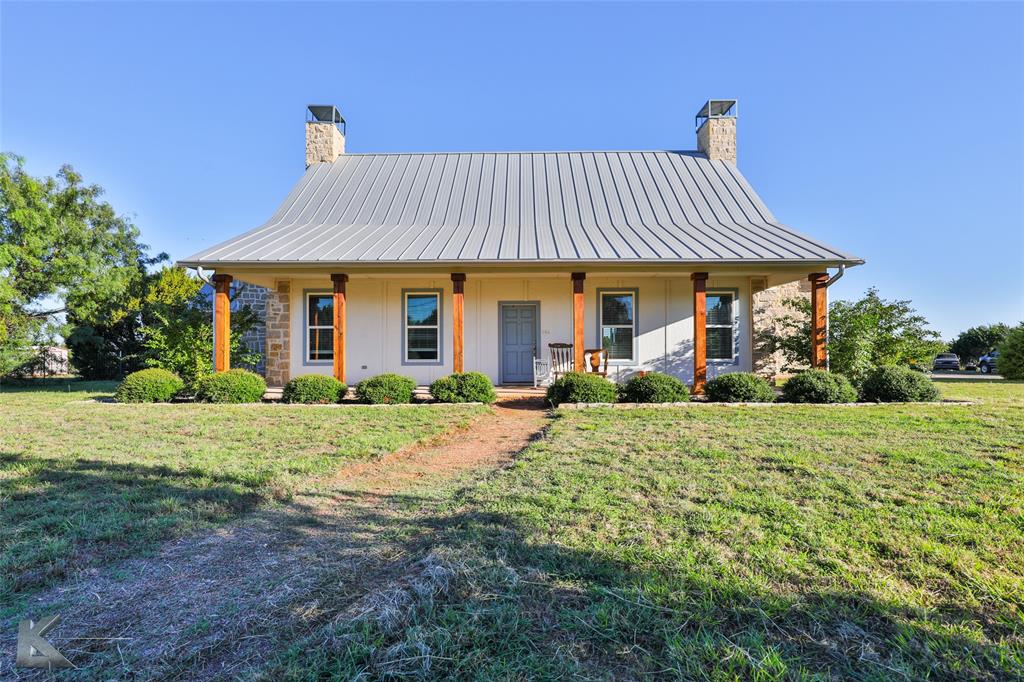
[232,282,268,375]
[751,278,811,377]
[696,117,736,164]
[305,122,345,167]
[264,280,291,386]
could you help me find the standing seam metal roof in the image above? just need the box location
[180,150,861,265]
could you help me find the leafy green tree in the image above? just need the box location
[948,324,1011,364]
[0,153,164,378]
[756,287,945,385]
[996,324,1024,380]
[140,267,260,389]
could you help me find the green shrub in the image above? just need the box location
[780,369,858,404]
[704,372,775,403]
[619,372,690,403]
[860,365,939,402]
[355,373,417,404]
[115,368,184,403]
[196,368,267,404]
[546,372,618,406]
[282,374,347,404]
[429,372,497,404]
[996,325,1024,380]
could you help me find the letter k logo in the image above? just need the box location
[16,615,73,669]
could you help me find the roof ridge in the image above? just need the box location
[329,150,704,158]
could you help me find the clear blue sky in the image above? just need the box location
[2,1,1021,339]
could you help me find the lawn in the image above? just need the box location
[265,380,1024,680]
[0,380,486,613]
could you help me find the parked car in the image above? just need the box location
[932,353,961,371]
[978,350,1000,374]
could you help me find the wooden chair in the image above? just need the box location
[549,343,574,381]
[583,348,609,377]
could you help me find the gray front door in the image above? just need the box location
[500,304,538,384]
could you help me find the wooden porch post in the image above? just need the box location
[212,274,232,372]
[331,274,348,383]
[809,272,828,369]
[451,273,466,373]
[691,272,708,394]
[572,272,586,370]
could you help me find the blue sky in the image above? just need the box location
[2,1,1021,339]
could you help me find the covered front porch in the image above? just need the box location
[209,266,833,394]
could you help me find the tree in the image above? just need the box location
[948,324,1011,364]
[140,267,260,389]
[0,153,164,378]
[756,287,945,385]
[996,324,1024,380]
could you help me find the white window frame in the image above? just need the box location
[305,290,334,365]
[403,290,442,364]
[706,290,736,362]
[597,289,638,364]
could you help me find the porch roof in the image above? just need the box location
[178,151,862,268]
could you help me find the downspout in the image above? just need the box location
[820,265,845,371]
[196,267,216,369]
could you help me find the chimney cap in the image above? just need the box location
[307,105,346,133]
[695,99,737,130]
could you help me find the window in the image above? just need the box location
[405,291,440,362]
[706,292,734,360]
[599,290,636,361]
[307,293,334,362]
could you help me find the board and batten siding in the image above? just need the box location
[285,275,751,386]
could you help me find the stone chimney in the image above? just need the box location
[305,105,346,167]
[696,99,737,164]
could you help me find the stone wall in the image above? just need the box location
[751,278,811,377]
[697,117,736,164]
[264,280,291,386]
[233,282,268,375]
[305,122,345,167]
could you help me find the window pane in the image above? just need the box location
[407,294,438,326]
[708,327,733,360]
[602,326,633,360]
[407,327,438,361]
[308,295,334,327]
[601,293,633,326]
[707,294,732,326]
[308,328,334,360]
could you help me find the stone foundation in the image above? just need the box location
[264,280,291,386]
[751,278,811,377]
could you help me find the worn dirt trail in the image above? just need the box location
[2,400,549,680]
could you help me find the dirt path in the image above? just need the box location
[2,400,549,680]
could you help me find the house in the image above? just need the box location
[178,101,862,393]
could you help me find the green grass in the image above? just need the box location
[0,379,486,611]
[265,380,1024,680]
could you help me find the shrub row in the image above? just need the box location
[545,365,940,406]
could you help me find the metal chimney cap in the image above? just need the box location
[695,99,737,130]
[306,105,346,130]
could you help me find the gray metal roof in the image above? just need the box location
[180,151,861,266]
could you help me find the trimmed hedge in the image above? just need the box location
[704,372,775,403]
[860,365,939,402]
[546,372,618,406]
[355,373,417,404]
[996,325,1024,380]
[282,374,347,404]
[619,372,690,403]
[429,372,497,404]
[196,369,267,404]
[115,368,184,403]
[781,369,858,404]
